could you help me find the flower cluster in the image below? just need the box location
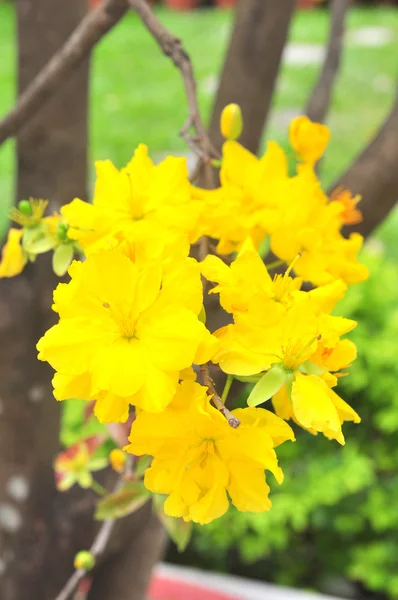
[0,108,366,525]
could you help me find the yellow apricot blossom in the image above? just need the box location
[37,249,217,422]
[62,144,201,253]
[201,239,301,314]
[194,139,290,254]
[125,380,294,524]
[289,115,330,165]
[0,228,26,278]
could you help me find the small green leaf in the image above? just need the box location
[258,235,271,259]
[154,495,192,552]
[22,224,41,247]
[52,243,74,276]
[235,374,263,383]
[247,366,288,407]
[95,482,149,521]
[211,159,222,168]
[135,455,152,477]
[25,235,55,254]
[299,360,327,376]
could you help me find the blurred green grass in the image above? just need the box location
[0,4,397,233]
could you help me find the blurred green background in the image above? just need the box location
[2,2,398,598]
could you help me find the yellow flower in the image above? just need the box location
[201,239,301,314]
[270,186,369,286]
[37,249,217,422]
[109,449,127,473]
[330,187,363,226]
[194,139,289,254]
[272,372,360,445]
[0,228,26,278]
[62,144,201,252]
[289,115,330,165]
[125,380,294,524]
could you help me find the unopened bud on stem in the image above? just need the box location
[220,104,243,141]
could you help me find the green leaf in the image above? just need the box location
[52,243,74,276]
[247,366,287,407]
[95,482,149,521]
[154,495,192,552]
[235,374,263,383]
[299,360,327,376]
[135,455,152,477]
[25,235,56,254]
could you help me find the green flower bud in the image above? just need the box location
[18,199,32,216]
[74,550,96,571]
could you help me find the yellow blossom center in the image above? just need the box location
[281,336,320,371]
[198,439,217,468]
[102,302,138,340]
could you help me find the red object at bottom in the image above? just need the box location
[149,576,240,600]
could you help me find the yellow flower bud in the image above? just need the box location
[220,103,243,141]
[0,228,26,278]
[289,115,330,165]
[74,550,96,571]
[109,449,127,473]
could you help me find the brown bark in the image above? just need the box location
[208,0,296,155]
[329,87,398,238]
[0,0,128,147]
[0,1,92,598]
[306,0,349,124]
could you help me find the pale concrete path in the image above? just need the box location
[155,563,345,600]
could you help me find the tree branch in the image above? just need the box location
[200,364,240,428]
[0,0,127,146]
[54,461,132,600]
[306,0,350,124]
[128,0,217,164]
[329,86,398,238]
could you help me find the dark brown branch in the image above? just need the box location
[306,0,350,123]
[0,0,127,146]
[128,0,217,164]
[329,86,398,238]
[54,462,132,600]
[200,364,240,428]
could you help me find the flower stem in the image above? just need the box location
[264,259,284,270]
[91,480,107,496]
[221,374,234,404]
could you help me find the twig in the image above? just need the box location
[0,0,128,146]
[200,364,240,428]
[306,0,350,124]
[54,457,134,600]
[128,0,219,167]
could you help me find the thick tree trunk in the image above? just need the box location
[329,88,398,238]
[208,0,296,155]
[0,1,91,598]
